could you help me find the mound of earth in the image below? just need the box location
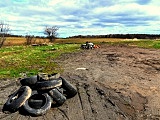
[1,44,160,120]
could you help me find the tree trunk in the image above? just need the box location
[0,34,6,48]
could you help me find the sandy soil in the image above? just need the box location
[1,44,160,120]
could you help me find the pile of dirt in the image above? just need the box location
[1,44,160,119]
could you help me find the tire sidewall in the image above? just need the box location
[4,86,32,112]
[23,92,52,116]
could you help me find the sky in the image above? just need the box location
[0,0,160,38]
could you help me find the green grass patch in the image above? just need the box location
[103,40,160,49]
[1,39,160,79]
[0,44,80,78]
[130,40,160,49]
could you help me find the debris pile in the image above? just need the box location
[81,42,100,49]
[3,73,77,116]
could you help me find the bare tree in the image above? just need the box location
[0,21,9,48]
[44,26,59,42]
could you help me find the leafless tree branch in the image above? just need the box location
[44,26,59,42]
[0,21,10,48]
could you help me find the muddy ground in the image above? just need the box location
[1,44,160,120]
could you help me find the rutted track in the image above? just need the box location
[1,44,160,119]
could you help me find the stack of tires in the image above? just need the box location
[3,73,77,116]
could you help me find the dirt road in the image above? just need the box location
[1,44,160,119]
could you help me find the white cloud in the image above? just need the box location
[0,0,160,37]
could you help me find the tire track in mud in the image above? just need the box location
[65,90,85,120]
[76,81,126,120]
[61,66,147,119]
[77,84,95,120]
[96,81,148,119]
[57,108,69,120]
[76,77,147,120]
[86,84,115,120]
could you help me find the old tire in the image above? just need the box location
[3,86,32,112]
[20,75,37,87]
[48,73,60,79]
[27,91,43,109]
[49,88,66,105]
[60,77,77,98]
[37,73,49,81]
[23,93,52,116]
[37,73,61,81]
[29,99,43,109]
[35,78,62,90]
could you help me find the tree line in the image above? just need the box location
[68,34,160,39]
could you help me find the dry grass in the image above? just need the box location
[3,37,126,46]
[4,37,146,46]
[4,37,49,46]
[55,38,124,44]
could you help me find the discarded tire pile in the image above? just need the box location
[3,73,77,116]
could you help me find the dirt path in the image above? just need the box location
[1,44,160,120]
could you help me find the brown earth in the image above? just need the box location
[1,44,160,120]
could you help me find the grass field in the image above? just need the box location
[1,37,160,78]
[56,38,124,43]
[4,37,138,45]
[5,37,160,46]
[4,37,49,46]
[0,43,79,78]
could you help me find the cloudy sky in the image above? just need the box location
[0,0,160,38]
